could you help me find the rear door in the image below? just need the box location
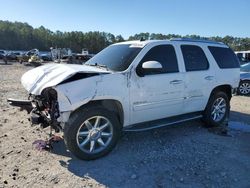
[180,44,216,113]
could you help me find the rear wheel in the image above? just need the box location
[238,81,250,95]
[64,105,121,160]
[203,92,230,127]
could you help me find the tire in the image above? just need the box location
[64,105,121,160]
[203,91,230,127]
[238,81,250,96]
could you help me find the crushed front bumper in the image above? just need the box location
[7,98,61,132]
[7,98,33,113]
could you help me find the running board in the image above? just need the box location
[123,113,203,132]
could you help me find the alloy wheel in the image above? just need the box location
[239,82,250,95]
[76,116,113,154]
[211,97,226,122]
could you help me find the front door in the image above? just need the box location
[129,44,185,125]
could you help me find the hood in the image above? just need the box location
[240,71,250,80]
[21,63,111,95]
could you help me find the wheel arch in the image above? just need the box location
[211,84,232,99]
[69,99,124,127]
[203,85,231,127]
[207,84,232,106]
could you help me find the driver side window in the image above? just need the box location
[137,45,179,76]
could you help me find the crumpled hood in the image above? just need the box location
[21,63,110,95]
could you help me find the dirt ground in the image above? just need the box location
[0,62,250,188]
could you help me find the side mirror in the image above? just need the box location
[142,61,163,69]
[137,61,163,77]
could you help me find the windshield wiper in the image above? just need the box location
[85,63,109,70]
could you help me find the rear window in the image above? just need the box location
[181,45,209,71]
[208,46,240,69]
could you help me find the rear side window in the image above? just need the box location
[140,45,179,74]
[208,46,240,68]
[181,45,209,71]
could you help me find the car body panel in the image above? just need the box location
[55,72,131,126]
[240,63,250,81]
[128,42,185,124]
[240,72,250,81]
[21,63,111,95]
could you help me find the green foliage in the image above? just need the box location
[0,20,249,53]
[128,33,250,51]
[0,20,124,53]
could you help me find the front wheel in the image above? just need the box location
[64,106,121,160]
[203,92,230,127]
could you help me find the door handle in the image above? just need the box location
[204,76,214,81]
[170,80,183,84]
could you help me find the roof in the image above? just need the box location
[115,38,227,47]
[170,38,225,45]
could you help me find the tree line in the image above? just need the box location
[128,33,250,52]
[0,20,249,53]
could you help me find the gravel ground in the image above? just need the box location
[0,62,250,188]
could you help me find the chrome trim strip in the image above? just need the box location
[185,95,203,99]
[133,97,185,108]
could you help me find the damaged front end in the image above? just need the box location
[7,87,61,132]
[7,63,111,133]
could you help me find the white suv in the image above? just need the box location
[8,39,240,160]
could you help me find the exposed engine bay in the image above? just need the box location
[8,87,61,132]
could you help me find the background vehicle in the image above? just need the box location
[26,54,43,67]
[60,54,92,64]
[18,49,39,63]
[8,39,240,160]
[237,56,250,65]
[40,52,52,62]
[238,62,250,95]
[235,50,250,65]
[0,50,6,59]
[5,52,19,61]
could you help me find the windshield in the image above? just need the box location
[241,63,250,72]
[85,44,143,71]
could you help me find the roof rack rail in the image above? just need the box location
[170,38,224,45]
